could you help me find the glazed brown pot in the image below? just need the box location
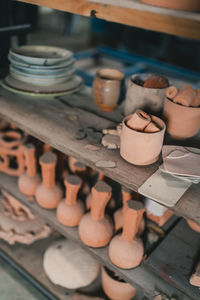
[141,0,200,11]
[120,115,166,166]
[78,181,113,248]
[163,97,200,139]
[93,68,124,111]
[56,175,84,227]
[101,267,136,300]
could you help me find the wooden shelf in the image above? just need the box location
[0,89,199,225]
[0,172,188,299]
[17,0,200,40]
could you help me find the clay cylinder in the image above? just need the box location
[64,175,82,205]
[166,86,178,99]
[173,85,196,107]
[127,110,151,131]
[24,144,37,177]
[40,152,57,188]
[192,89,200,107]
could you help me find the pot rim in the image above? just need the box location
[165,97,200,110]
[96,68,124,82]
[129,74,168,91]
[123,115,166,135]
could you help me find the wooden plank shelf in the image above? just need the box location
[17,0,200,40]
[0,89,199,225]
[0,172,190,300]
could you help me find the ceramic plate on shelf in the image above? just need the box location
[10,45,73,66]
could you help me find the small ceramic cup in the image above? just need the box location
[93,68,124,111]
[163,97,200,140]
[120,115,166,166]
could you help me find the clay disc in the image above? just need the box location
[43,239,100,289]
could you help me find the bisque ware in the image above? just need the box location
[141,0,200,12]
[93,68,124,111]
[36,152,63,209]
[18,144,40,197]
[101,266,136,300]
[78,181,113,248]
[145,198,173,227]
[120,110,166,166]
[56,175,84,227]
[109,200,145,269]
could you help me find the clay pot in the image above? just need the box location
[109,200,145,269]
[145,198,173,227]
[93,68,124,111]
[56,175,84,226]
[78,181,113,248]
[124,74,167,116]
[18,144,40,197]
[120,114,166,166]
[163,97,200,139]
[141,0,200,12]
[35,152,63,209]
[186,219,200,232]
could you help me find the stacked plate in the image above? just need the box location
[2,45,83,97]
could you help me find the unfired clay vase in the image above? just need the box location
[124,74,168,116]
[145,198,173,227]
[93,68,124,111]
[18,144,40,197]
[43,239,100,289]
[56,175,84,227]
[101,267,136,300]
[163,97,200,139]
[120,112,166,166]
[78,181,113,248]
[141,0,200,12]
[35,152,63,209]
[186,219,200,233]
[109,200,145,269]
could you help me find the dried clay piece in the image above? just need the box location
[18,144,40,197]
[95,160,116,168]
[127,109,151,131]
[109,200,145,269]
[186,219,200,232]
[114,187,145,235]
[192,88,200,107]
[43,239,100,289]
[166,86,178,99]
[144,121,160,133]
[173,85,196,107]
[145,198,173,227]
[102,134,120,149]
[190,261,200,287]
[56,175,84,227]
[84,144,101,151]
[68,156,87,174]
[79,181,113,247]
[36,152,63,209]
[143,75,169,89]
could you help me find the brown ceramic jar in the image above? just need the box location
[101,267,136,300]
[109,200,145,269]
[18,144,40,197]
[93,68,124,111]
[78,181,113,248]
[35,152,63,209]
[56,175,84,227]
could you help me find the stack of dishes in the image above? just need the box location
[2,45,83,97]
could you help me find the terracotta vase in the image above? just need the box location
[18,144,40,197]
[56,175,84,226]
[145,198,173,227]
[120,114,166,166]
[124,74,167,116]
[78,181,113,248]
[35,152,63,209]
[109,200,145,269]
[163,97,200,139]
[93,68,124,111]
[141,0,200,12]
[101,267,136,300]
[186,219,200,233]
[114,187,145,235]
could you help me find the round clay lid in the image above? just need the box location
[43,239,100,289]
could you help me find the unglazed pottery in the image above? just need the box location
[43,239,100,289]
[186,219,200,233]
[145,198,173,227]
[79,181,113,248]
[101,267,136,300]
[120,113,166,166]
[124,74,167,116]
[109,200,145,269]
[141,0,200,12]
[163,97,200,139]
[56,175,84,226]
[93,68,124,111]
[18,144,40,197]
[36,152,63,209]
[173,85,196,107]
